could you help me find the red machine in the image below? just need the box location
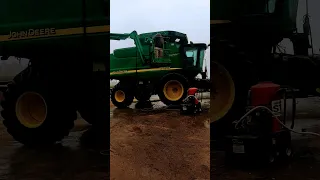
[180,87,202,114]
[225,82,295,165]
[250,82,282,132]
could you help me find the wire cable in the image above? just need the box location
[233,106,320,136]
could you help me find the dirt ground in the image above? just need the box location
[0,94,210,180]
[212,97,320,180]
[0,90,108,180]
[2,93,320,180]
[110,97,211,180]
[0,116,109,180]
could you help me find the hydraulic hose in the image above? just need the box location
[234,106,320,137]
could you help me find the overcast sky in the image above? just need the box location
[109,0,320,83]
[110,0,210,50]
[110,0,210,78]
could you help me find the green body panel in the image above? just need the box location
[110,43,182,70]
[211,0,299,34]
[110,30,206,82]
[211,0,265,20]
[111,68,178,79]
[110,68,200,81]
[0,0,109,67]
[114,46,150,58]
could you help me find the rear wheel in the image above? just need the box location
[211,61,236,122]
[158,74,188,106]
[111,83,134,108]
[1,67,76,146]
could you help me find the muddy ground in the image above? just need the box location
[0,94,210,180]
[110,95,211,180]
[0,111,109,180]
[2,93,320,180]
[212,97,320,180]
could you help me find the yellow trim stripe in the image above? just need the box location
[110,68,182,75]
[0,25,110,42]
[211,20,231,24]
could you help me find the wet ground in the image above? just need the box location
[0,107,109,180]
[212,97,320,180]
[110,95,211,180]
[0,93,210,180]
[2,92,320,180]
[0,91,108,180]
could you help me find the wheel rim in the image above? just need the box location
[115,90,125,102]
[163,80,184,101]
[210,62,235,123]
[15,92,47,128]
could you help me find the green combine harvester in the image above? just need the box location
[110,30,209,108]
[0,0,109,146]
[210,0,320,139]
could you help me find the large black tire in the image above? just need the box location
[0,67,76,146]
[158,74,189,106]
[210,39,257,140]
[111,83,134,108]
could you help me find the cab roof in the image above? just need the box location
[139,31,188,44]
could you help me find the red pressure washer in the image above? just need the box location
[224,82,296,164]
[180,87,202,114]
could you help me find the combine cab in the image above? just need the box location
[110,31,208,108]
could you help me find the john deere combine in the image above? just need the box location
[110,30,208,108]
[0,0,109,146]
[210,0,320,139]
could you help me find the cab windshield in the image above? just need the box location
[185,48,205,67]
[186,49,198,66]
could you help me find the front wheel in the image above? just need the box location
[1,67,76,146]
